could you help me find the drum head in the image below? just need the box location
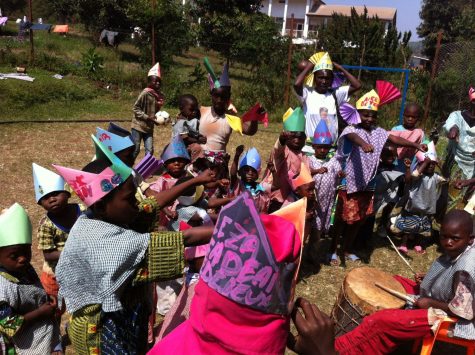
[344,266,407,315]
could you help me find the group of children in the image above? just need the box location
[1,51,474,354]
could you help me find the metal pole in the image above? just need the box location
[423,30,443,128]
[398,70,410,124]
[284,14,294,108]
[151,0,156,65]
[28,0,34,63]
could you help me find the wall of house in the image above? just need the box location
[260,0,309,20]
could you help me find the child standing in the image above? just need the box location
[0,203,60,354]
[307,119,342,262]
[33,163,84,299]
[230,145,270,213]
[331,85,426,264]
[393,143,448,254]
[131,63,163,158]
[53,135,215,354]
[390,103,425,172]
[172,94,207,147]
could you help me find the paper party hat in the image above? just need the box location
[161,135,190,163]
[134,153,163,180]
[416,141,437,162]
[96,127,134,154]
[219,62,231,87]
[0,203,32,248]
[312,119,333,145]
[53,135,133,207]
[311,52,333,73]
[283,107,305,132]
[339,103,361,125]
[148,62,161,78]
[356,89,380,111]
[290,162,313,190]
[375,80,401,106]
[32,163,67,203]
[108,122,131,137]
[239,147,261,172]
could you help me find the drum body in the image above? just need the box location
[331,267,407,336]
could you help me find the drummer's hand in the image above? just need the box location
[288,298,337,355]
[414,297,433,309]
[414,272,426,284]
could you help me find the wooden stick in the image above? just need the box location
[375,283,415,304]
[386,235,417,275]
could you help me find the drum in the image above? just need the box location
[331,266,407,336]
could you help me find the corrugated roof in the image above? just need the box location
[308,5,396,21]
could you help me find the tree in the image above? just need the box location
[1,0,27,15]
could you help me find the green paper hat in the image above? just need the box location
[203,57,220,89]
[283,107,306,132]
[0,203,32,248]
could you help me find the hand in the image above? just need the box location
[332,62,342,71]
[218,179,230,189]
[37,301,57,319]
[404,158,412,168]
[414,297,433,309]
[314,167,328,174]
[266,160,276,174]
[198,135,207,144]
[305,210,315,220]
[165,209,178,220]
[195,169,217,184]
[288,298,337,355]
[279,131,291,143]
[361,143,374,153]
[447,126,459,140]
[414,272,426,284]
[418,143,428,152]
[453,179,469,189]
[337,171,346,178]
[235,145,245,156]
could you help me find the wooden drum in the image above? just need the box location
[331,267,407,336]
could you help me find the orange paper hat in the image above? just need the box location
[290,163,313,190]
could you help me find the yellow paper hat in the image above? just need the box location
[311,52,333,73]
[290,162,313,190]
[356,89,380,111]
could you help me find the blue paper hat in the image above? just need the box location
[312,119,333,145]
[32,163,67,203]
[95,127,134,154]
[219,62,231,87]
[108,122,131,138]
[239,147,261,172]
[161,135,191,163]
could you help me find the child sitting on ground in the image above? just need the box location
[172,94,207,147]
[269,107,309,212]
[0,203,61,354]
[307,120,342,263]
[390,102,425,172]
[230,145,270,213]
[331,85,426,265]
[150,135,191,227]
[33,163,84,300]
[53,135,215,354]
[393,143,448,254]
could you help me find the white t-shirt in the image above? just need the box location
[297,85,350,142]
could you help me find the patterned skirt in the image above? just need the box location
[394,213,432,236]
[336,190,374,225]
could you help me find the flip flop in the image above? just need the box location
[329,253,339,266]
[414,246,426,254]
[398,246,408,254]
[345,253,360,262]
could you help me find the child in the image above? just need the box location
[150,135,191,227]
[131,62,163,158]
[150,193,305,354]
[230,145,270,213]
[390,102,425,172]
[307,119,342,262]
[331,85,426,264]
[53,135,215,354]
[393,143,447,254]
[172,94,207,147]
[33,163,84,300]
[371,143,411,237]
[269,107,309,210]
[0,203,61,354]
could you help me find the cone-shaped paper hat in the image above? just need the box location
[96,127,134,154]
[239,147,261,172]
[272,198,306,245]
[416,141,437,162]
[219,62,231,87]
[148,62,161,78]
[204,57,220,89]
[283,107,305,132]
[356,89,380,111]
[32,163,67,203]
[311,52,333,73]
[161,135,191,163]
[0,203,32,248]
[54,135,133,207]
[108,122,131,137]
[312,119,333,145]
[290,162,313,190]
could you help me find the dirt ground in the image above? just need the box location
[1,122,464,354]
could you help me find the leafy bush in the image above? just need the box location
[81,48,105,77]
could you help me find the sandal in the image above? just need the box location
[414,246,426,254]
[329,253,339,266]
[345,253,360,262]
[398,246,408,254]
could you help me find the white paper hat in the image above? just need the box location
[32,163,67,203]
[148,62,161,78]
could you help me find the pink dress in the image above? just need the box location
[149,173,179,227]
[389,126,424,162]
